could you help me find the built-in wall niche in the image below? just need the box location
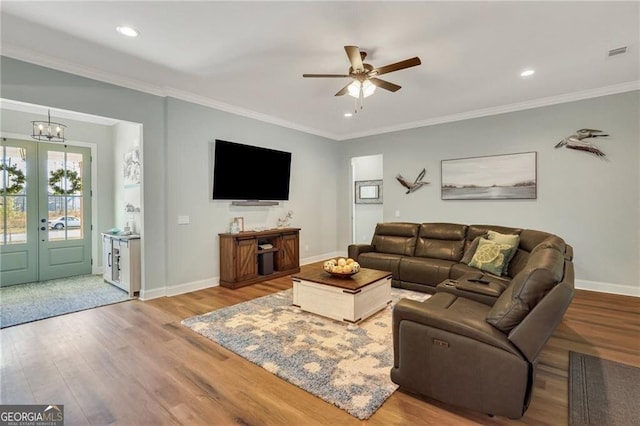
[123,146,141,233]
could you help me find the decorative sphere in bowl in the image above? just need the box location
[323,258,360,277]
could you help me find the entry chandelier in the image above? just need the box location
[31,109,66,143]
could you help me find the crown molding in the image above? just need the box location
[2,46,338,140]
[1,45,167,97]
[162,87,339,141]
[3,46,638,142]
[339,80,640,141]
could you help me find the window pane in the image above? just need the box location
[5,196,27,244]
[2,145,28,245]
[47,151,84,241]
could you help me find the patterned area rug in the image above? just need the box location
[0,274,131,328]
[182,287,430,420]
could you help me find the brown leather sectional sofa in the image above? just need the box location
[348,222,575,419]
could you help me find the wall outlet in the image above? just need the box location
[395,210,401,217]
[304,245,309,251]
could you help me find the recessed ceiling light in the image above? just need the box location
[116,26,139,37]
[344,113,353,118]
[520,69,535,77]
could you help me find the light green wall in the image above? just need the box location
[339,91,640,293]
[164,98,340,289]
[1,56,167,296]
[1,57,342,297]
[0,108,116,272]
[2,56,638,296]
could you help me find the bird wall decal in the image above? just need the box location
[555,128,609,157]
[396,168,429,194]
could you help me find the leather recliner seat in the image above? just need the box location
[348,222,575,419]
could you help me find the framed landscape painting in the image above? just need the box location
[441,152,537,200]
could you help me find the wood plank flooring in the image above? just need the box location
[1,262,638,425]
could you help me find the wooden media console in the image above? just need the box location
[219,227,300,289]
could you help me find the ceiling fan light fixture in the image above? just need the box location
[347,80,376,99]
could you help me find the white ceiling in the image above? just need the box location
[1,1,639,140]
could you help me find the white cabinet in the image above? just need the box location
[102,233,141,297]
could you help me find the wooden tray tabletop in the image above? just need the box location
[292,267,391,291]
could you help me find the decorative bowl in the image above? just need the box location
[322,257,361,278]
[326,270,359,279]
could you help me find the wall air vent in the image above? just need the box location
[608,46,628,57]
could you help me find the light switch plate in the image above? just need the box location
[177,215,190,225]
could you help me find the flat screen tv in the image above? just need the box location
[212,139,292,201]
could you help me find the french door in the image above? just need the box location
[0,138,92,286]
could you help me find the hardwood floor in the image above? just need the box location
[1,262,638,425]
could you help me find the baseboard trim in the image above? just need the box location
[301,252,345,265]
[140,268,638,300]
[139,277,220,300]
[140,253,357,301]
[139,287,166,301]
[165,277,219,297]
[575,279,640,297]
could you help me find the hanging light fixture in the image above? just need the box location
[31,109,66,143]
[347,80,376,113]
[347,80,376,99]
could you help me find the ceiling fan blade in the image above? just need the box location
[369,77,402,92]
[372,57,421,76]
[334,82,352,96]
[344,46,364,72]
[303,74,350,78]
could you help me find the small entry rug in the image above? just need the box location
[569,351,640,425]
[182,287,430,420]
[1,274,131,328]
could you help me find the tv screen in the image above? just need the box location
[212,139,292,201]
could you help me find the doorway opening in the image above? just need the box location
[1,100,144,292]
[351,154,383,245]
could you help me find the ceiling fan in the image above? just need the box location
[303,46,422,106]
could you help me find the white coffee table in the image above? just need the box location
[291,267,392,324]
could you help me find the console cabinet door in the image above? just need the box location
[102,235,113,282]
[277,232,299,271]
[236,238,258,281]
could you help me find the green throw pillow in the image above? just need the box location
[468,238,517,276]
[487,230,520,274]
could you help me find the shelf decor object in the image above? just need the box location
[441,152,537,200]
[231,217,244,233]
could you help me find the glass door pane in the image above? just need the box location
[46,150,85,241]
[1,145,28,245]
[0,139,38,286]
[38,142,91,282]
